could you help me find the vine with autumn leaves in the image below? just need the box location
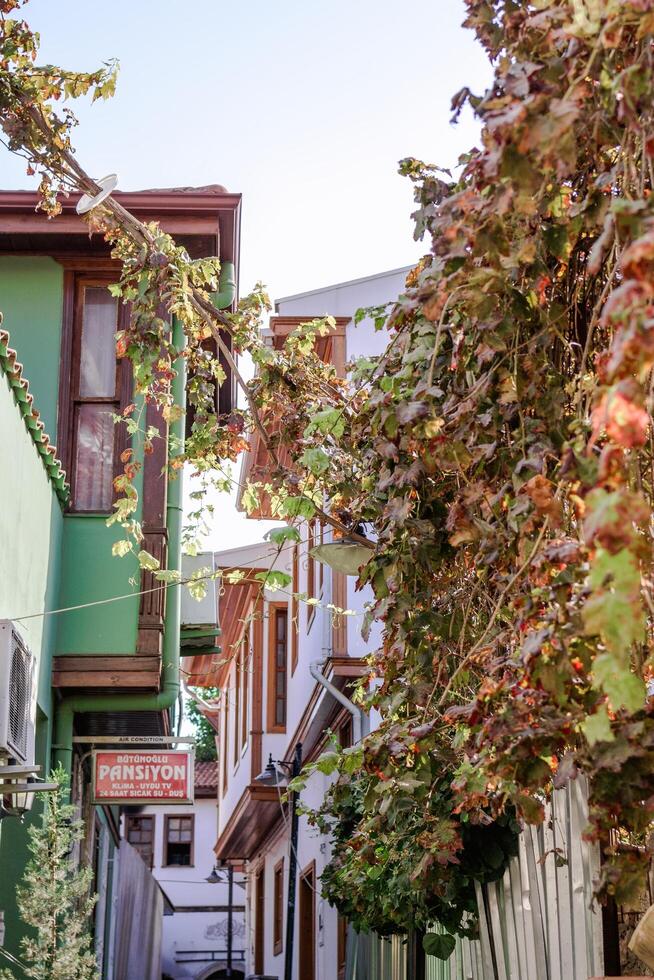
[5,0,654,946]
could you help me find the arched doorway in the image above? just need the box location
[195,968,244,980]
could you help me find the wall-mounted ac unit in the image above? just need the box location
[0,621,34,764]
[181,553,218,628]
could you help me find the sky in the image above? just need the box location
[0,0,492,550]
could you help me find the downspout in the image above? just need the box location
[309,661,362,746]
[214,261,236,310]
[54,317,187,773]
[310,530,364,744]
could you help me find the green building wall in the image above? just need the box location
[0,258,145,971]
[0,257,144,657]
[0,355,64,968]
[0,257,63,439]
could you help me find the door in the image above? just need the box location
[299,864,315,980]
[255,867,265,975]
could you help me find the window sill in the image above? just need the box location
[65,510,113,518]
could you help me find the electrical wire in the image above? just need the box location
[7,533,364,625]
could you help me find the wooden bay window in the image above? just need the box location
[267,604,288,732]
[59,274,131,513]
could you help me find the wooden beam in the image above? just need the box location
[52,655,161,690]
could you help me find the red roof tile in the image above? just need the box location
[194,760,218,793]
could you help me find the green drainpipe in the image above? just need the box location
[54,317,187,774]
[214,260,236,310]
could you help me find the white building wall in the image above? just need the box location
[126,796,245,980]
[217,267,411,979]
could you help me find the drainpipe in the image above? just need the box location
[53,317,187,773]
[309,661,362,746]
[213,261,236,310]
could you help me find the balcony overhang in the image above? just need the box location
[0,186,241,267]
[214,783,281,862]
[53,655,162,691]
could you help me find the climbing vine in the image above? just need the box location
[6,0,654,946]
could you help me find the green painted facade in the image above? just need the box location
[0,341,64,968]
[0,257,63,440]
[0,257,146,658]
[56,515,141,654]
[0,355,63,723]
[0,258,145,973]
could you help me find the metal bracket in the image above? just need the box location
[0,782,59,794]
[0,765,41,777]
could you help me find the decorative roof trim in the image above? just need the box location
[0,327,69,504]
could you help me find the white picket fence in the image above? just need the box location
[352,776,605,980]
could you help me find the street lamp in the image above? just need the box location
[310,532,373,577]
[255,743,303,980]
[0,766,58,820]
[205,865,222,884]
[205,860,235,977]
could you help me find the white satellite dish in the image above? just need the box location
[76,173,118,215]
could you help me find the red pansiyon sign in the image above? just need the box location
[92,750,194,805]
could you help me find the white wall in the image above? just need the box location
[217,268,404,979]
[126,796,245,980]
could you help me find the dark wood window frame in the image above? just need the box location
[267,603,288,733]
[241,628,250,754]
[233,645,241,768]
[307,520,317,628]
[255,865,265,974]
[291,545,299,675]
[273,857,284,956]
[299,860,316,980]
[162,813,195,868]
[58,270,132,514]
[223,688,230,794]
[125,814,155,869]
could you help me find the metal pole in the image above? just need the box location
[227,864,233,977]
[284,742,302,980]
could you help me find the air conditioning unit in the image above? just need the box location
[0,622,34,764]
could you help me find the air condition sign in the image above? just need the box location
[92,750,194,805]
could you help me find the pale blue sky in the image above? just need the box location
[1,0,490,299]
[0,0,491,549]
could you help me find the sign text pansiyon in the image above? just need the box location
[92,750,194,804]
[99,755,186,783]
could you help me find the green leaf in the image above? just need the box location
[304,408,345,441]
[241,483,260,515]
[255,569,292,591]
[265,526,302,546]
[592,654,645,714]
[281,496,316,520]
[582,548,645,655]
[423,932,456,960]
[315,751,340,775]
[154,569,181,583]
[137,549,160,571]
[112,539,132,558]
[342,746,364,774]
[581,703,615,746]
[300,446,330,476]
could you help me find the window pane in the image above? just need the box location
[74,404,114,510]
[80,287,118,397]
[276,699,285,727]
